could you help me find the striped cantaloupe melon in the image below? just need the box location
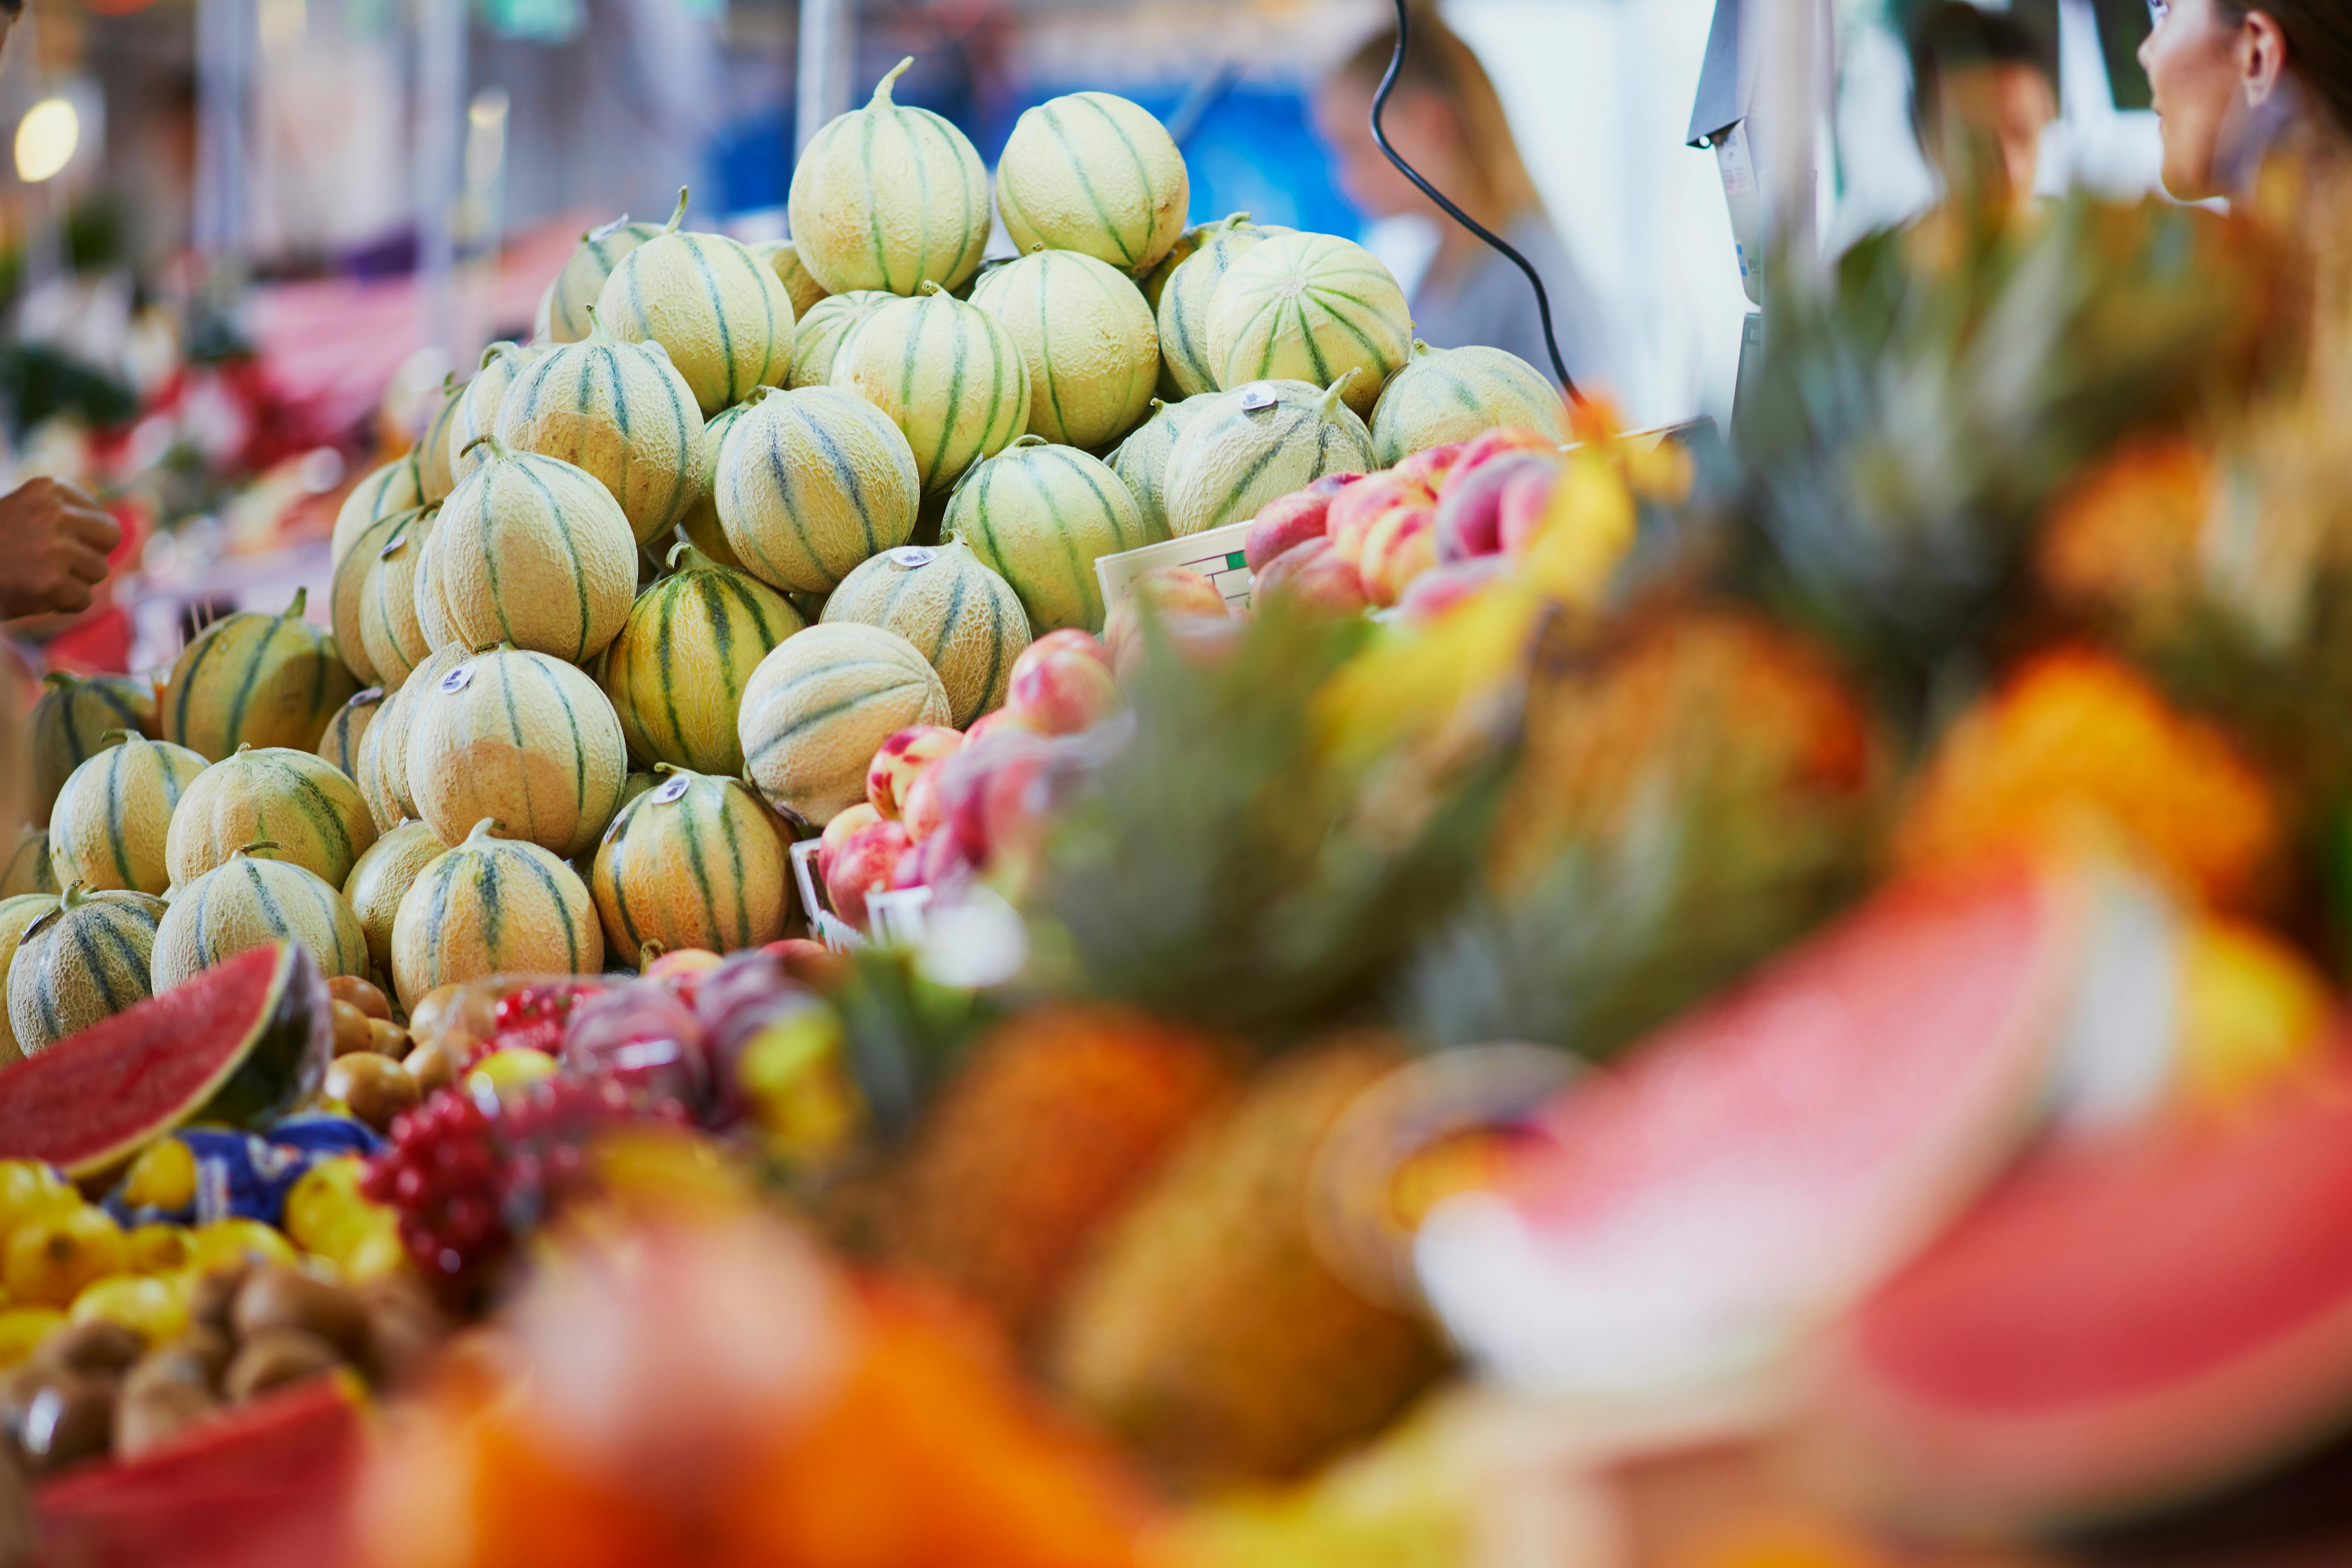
[716,385,921,593]
[752,239,830,318]
[738,623,952,827]
[0,892,58,1064]
[1162,376,1375,538]
[995,92,1189,278]
[151,845,368,992]
[1205,232,1412,418]
[165,744,378,892]
[435,438,638,664]
[597,189,799,416]
[786,289,894,391]
[494,314,706,547]
[1368,341,1568,466]
[342,819,450,979]
[600,543,806,775]
[788,58,991,297]
[317,688,384,780]
[30,672,157,824]
[0,829,56,900]
[450,341,549,483]
[331,452,424,565]
[969,249,1160,450]
[675,403,758,573]
[1153,214,1286,399]
[359,504,442,689]
[365,646,464,830]
[408,515,462,655]
[947,437,1150,633]
[390,819,603,1010]
[589,766,789,962]
[163,589,360,762]
[0,669,21,846]
[1108,395,1215,540]
[7,884,164,1051]
[403,646,629,859]
[832,283,1030,495]
[1141,218,1210,313]
[330,502,415,688]
[536,211,670,344]
[49,734,207,896]
[822,540,1029,726]
[415,374,468,503]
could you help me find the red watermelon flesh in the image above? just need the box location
[0,944,329,1181]
[1812,1060,2352,1532]
[1415,864,2079,1416]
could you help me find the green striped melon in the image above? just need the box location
[165,744,378,892]
[367,647,465,830]
[597,189,799,416]
[788,58,991,297]
[49,734,207,896]
[832,283,1030,495]
[0,893,58,1064]
[31,672,158,824]
[358,504,442,690]
[969,249,1160,450]
[330,502,415,688]
[787,289,895,391]
[600,543,806,776]
[163,589,360,762]
[342,819,450,979]
[403,646,629,859]
[752,239,830,318]
[536,211,669,344]
[450,341,549,483]
[7,884,164,1052]
[494,314,706,547]
[1141,219,1209,314]
[331,452,424,565]
[415,374,468,503]
[435,438,638,664]
[1162,377,1375,538]
[1154,214,1286,399]
[317,688,383,781]
[0,829,56,900]
[589,766,789,962]
[1108,394,1215,540]
[1206,232,1413,418]
[151,846,367,992]
[995,91,1190,278]
[1368,341,1568,465]
[738,623,951,827]
[408,513,461,654]
[390,819,603,1010]
[822,540,1029,726]
[716,384,920,592]
[675,402,758,574]
[947,437,1150,633]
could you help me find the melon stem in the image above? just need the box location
[662,187,689,235]
[873,57,913,106]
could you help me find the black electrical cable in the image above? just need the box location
[1370,0,1585,406]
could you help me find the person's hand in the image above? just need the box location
[0,478,121,620]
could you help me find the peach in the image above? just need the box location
[891,827,971,893]
[1117,612,1244,683]
[762,937,849,989]
[1391,441,1468,495]
[1396,555,1510,623]
[1309,471,1367,497]
[817,803,883,881]
[1327,473,1433,567]
[1105,567,1227,672]
[1029,628,1111,668]
[1433,452,1557,562]
[1006,639,1122,735]
[1356,503,1438,607]
[1244,491,1335,573]
[899,765,946,842]
[866,725,966,819]
[1439,427,1559,502]
[965,707,1038,743]
[1252,537,1369,619]
[644,948,724,992]
[1497,462,1562,556]
[825,819,912,928]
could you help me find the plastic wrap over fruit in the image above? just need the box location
[693,948,831,1132]
[407,974,618,1063]
[562,981,712,1119]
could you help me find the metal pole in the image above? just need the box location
[795,0,855,163]
[416,0,467,358]
[193,0,253,273]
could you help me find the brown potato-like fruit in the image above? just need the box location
[356,1274,454,1388]
[37,1319,143,1378]
[232,1266,370,1360]
[222,1327,343,1404]
[186,1265,253,1336]
[13,1371,115,1471]
[330,999,375,1058]
[123,1327,233,1400]
[324,1051,422,1133]
[404,1040,461,1095]
[115,1378,220,1459]
[367,1018,412,1058]
[328,974,391,1021]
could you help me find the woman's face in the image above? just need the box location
[1313,78,1459,219]
[2140,0,2264,198]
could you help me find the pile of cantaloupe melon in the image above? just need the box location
[0,59,1567,1048]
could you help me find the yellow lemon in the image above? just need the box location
[188,1218,298,1274]
[0,1308,63,1369]
[5,1206,127,1309]
[465,1048,557,1104]
[69,1273,189,1345]
[283,1157,368,1251]
[120,1138,198,1213]
[339,1223,410,1284]
[0,1162,79,1244]
[2177,917,2333,1108]
[125,1224,194,1275]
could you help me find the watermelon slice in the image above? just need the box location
[1809,1058,2352,1534]
[1414,865,2079,1422]
[0,944,330,1181]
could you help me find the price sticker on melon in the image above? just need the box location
[1238,384,1280,413]
[652,775,692,804]
[439,665,474,695]
[889,547,937,569]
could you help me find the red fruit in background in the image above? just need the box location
[1392,441,1468,495]
[867,725,965,820]
[1252,538,1369,619]
[643,950,723,1001]
[1440,427,1559,498]
[964,708,1038,744]
[1433,451,1558,562]
[1327,473,1431,567]
[1120,614,1245,683]
[892,826,972,893]
[931,733,1057,866]
[1356,504,1439,607]
[900,765,947,842]
[1497,461,1562,556]
[1244,491,1335,573]
[762,938,849,990]
[1309,471,1366,497]
[1006,641,1121,736]
[825,820,913,929]
[1396,555,1511,623]
[817,803,882,883]
[1105,567,1227,675]
[1028,628,1111,669]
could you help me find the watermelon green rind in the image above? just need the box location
[0,943,329,1180]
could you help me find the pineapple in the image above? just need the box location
[1049,1040,1448,1490]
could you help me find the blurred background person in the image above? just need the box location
[1314,10,1611,397]
[1909,1,2062,219]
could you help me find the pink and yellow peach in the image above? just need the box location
[866,725,966,820]
[1006,638,1122,735]
[1356,506,1437,607]
[825,818,912,928]
[817,803,883,882]
[1253,537,1368,618]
